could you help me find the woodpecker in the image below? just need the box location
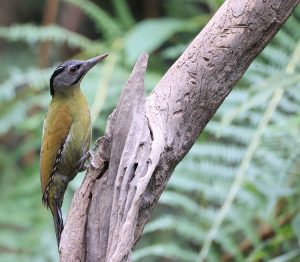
[40,54,108,246]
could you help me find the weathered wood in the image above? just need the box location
[60,0,300,261]
[59,136,110,261]
[86,53,151,262]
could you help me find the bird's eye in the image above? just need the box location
[69,66,77,74]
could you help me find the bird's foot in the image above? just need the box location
[77,151,91,172]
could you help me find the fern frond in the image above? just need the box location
[283,15,300,39]
[132,244,197,262]
[0,68,51,102]
[159,191,203,217]
[0,25,102,54]
[260,46,289,69]
[188,143,245,164]
[268,249,300,262]
[220,73,300,127]
[144,215,205,242]
[277,94,299,113]
[273,29,297,53]
[0,94,48,134]
[206,121,254,144]
[216,232,244,261]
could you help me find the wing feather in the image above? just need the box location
[40,103,73,195]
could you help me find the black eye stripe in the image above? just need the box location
[50,66,66,96]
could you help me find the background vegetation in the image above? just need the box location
[0,0,299,261]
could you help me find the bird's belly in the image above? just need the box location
[56,120,91,181]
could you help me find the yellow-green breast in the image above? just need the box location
[40,87,91,204]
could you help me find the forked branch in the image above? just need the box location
[60,0,300,261]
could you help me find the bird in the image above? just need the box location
[40,54,108,246]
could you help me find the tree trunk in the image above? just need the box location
[59,0,300,261]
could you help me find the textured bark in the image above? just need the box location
[60,0,299,261]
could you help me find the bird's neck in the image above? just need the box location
[51,85,89,116]
[53,85,82,99]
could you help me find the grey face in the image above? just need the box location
[50,54,108,96]
[50,60,85,95]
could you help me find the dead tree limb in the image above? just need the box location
[59,0,300,261]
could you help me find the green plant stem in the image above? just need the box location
[90,40,122,123]
[111,0,134,29]
[198,87,285,261]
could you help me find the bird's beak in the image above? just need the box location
[83,53,109,72]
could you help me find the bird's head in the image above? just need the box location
[50,54,108,96]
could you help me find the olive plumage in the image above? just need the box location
[40,54,108,246]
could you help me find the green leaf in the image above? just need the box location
[124,19,185,64]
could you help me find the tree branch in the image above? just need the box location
[60,0,300,261]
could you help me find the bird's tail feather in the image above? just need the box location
[51,199,64,247]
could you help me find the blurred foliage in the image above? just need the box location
[0,0,299,262]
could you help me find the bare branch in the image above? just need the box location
[60,0,300,261]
